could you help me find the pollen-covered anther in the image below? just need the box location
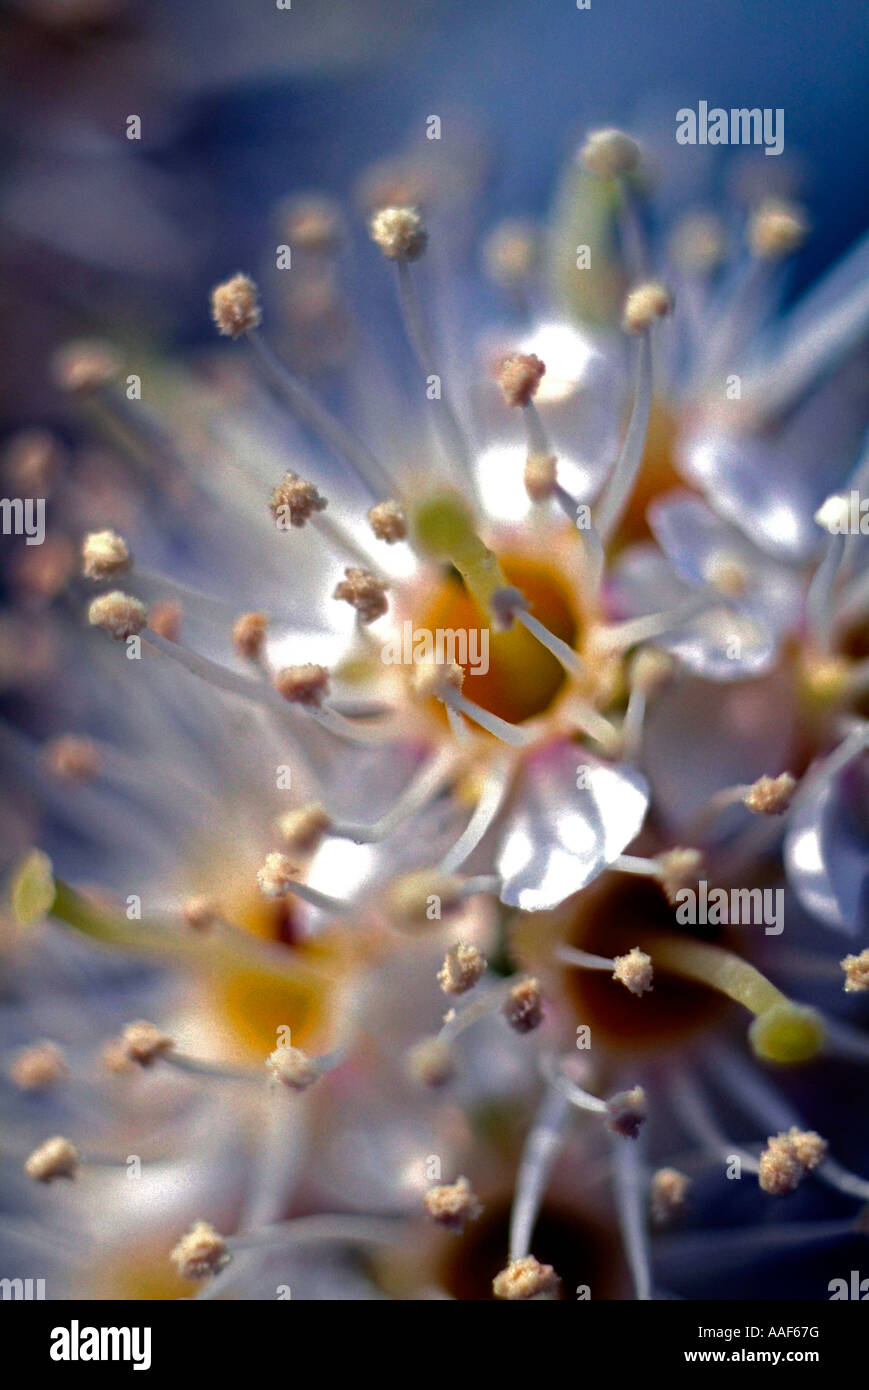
[333,567,390,624]
[483,220,538,286]
[497,352,546,408]
[87,590,147,640]
[266,1045,320,1092]
[438,942,488,996]
[622,281,673,334]
[406,1037,454,1088]
[749,200,808,260]
[841,949,869,994]
[630,648,674,695]
[702,550,748,597]
[651,1168,691,1225]
[81,528,131,580]
[503,977,544,1034]
[25,1136,79,1183]
[412,656,464,701]
[232,611,268,662]
[388,870,465,928]
[148,599,182,643]
[121,1020,174,1067]
[210,273,261,338]
[814,493,851,535]
[43,734,101,783]
[656,847,703,904]
[51,339,121,394]
[274,664,330,706]
[369,205,428,261]
[423,1176,483,1233]
[612,947,654,997]
[606,1085,647,1139]
[268,471,328,528]
[524,451,558,503]
[368,499,407,543]
[170,1221,230,1282]
[743,772,797,816]
[670,213,726,276]
[493,1255,560,1301]
[279,194,344,254]
[256,851,298,899]
[759,1128,828,1196]
[9,1040,69,1092]
[276,803,332,853]
[182,895,220,932]
[580,127,641,178]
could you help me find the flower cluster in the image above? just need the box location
[2,122,868,1301]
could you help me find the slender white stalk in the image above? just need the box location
[443,688,534,746]
[509,1083,573,1262]
[331,745,457,843]
[713,1048,869,1203]
[439,757,512,874]
[611,1129,652,1301]
[395,261,472,476]
[595,330,653,544]
[806,532,848,650]
[249,330,394,496]
[555,945,618,974]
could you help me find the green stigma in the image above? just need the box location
[412,491,507,616]
[749,1002,826,1065]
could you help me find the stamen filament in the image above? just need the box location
[248,330,394,496]
[394,261,472,476]
[442,686,534,746]
[438,757,512,874]
[594,329,653,544]
[612,1130,652,1300]
[509,1083,573,1262]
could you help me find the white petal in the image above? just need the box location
[496,740,649,911]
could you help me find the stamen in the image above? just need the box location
[330,745,457,844]
[759,1129,828,1197]
[621,649,673,760]
[232,611,269,663]
[556,944,654,996]
[8,1041,68,1092]
[807,496,849,648]
[42,734,101,784]
[748,199,808,261]
[437,942,488,996]
[24,1136,79,1184]
[213,272,392,495]
[332,567,390,624]
[423,1176,483,1233]
[493,1255,561,1301]
[597,593,714,652]
[595,295,664,544]
[612,1128,653,1299]
[650,1168,691,1226]
[368,499,407,544]
[88,591,148,640]
[438,755,512,874]
[81,528,131,580]
[508,1082,572,1262]
[713,1049,869,1204]
[256,852,347,915]
[392,254,473,475]
[688,772,797,836]
[669,1069,759,1174]
[268,471,328,528]
[841,949,869,994]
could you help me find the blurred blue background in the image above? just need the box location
[1,0,866,416]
